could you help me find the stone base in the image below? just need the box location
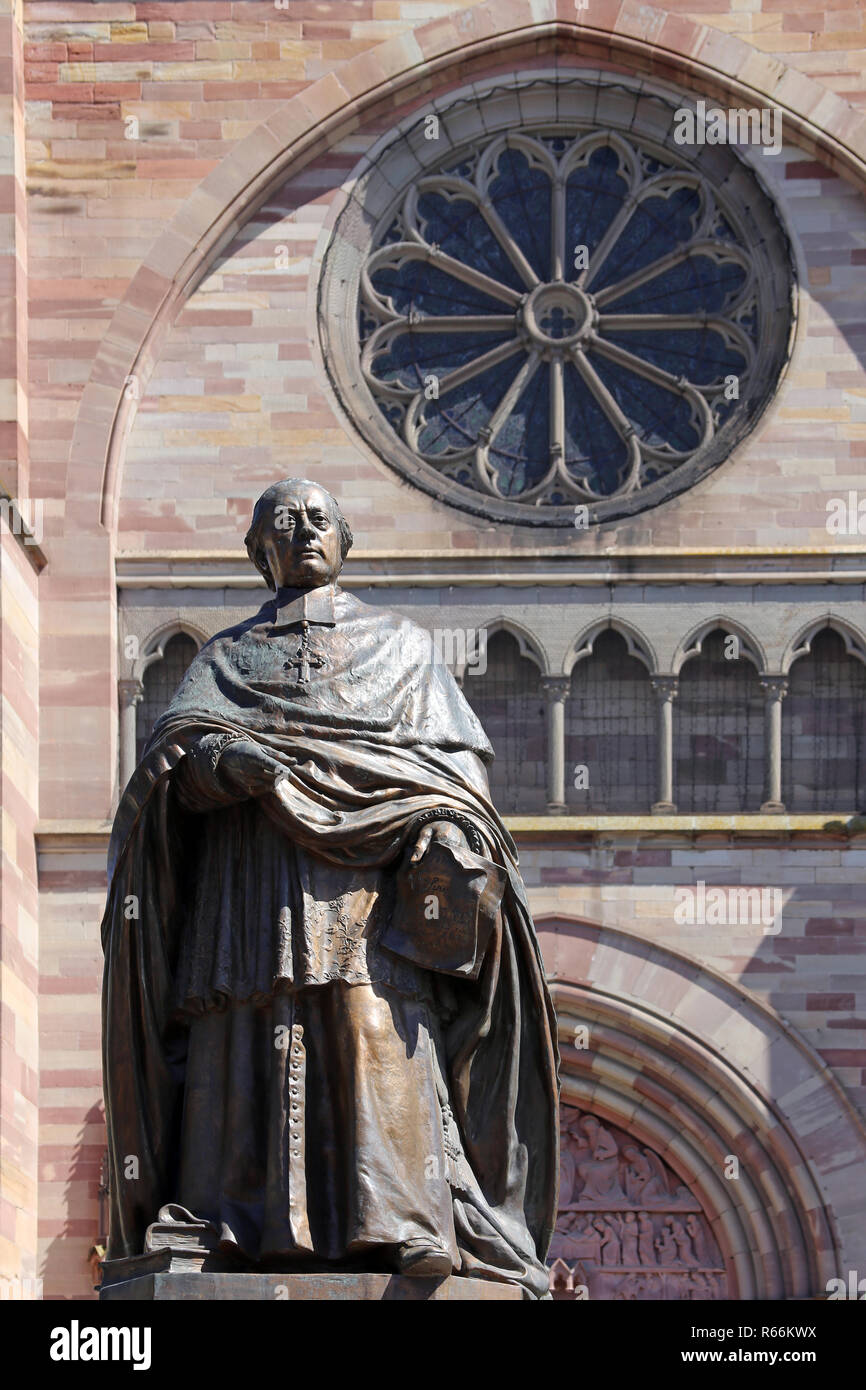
[101,1270,523,1301]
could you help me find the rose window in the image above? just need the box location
[319,77,796,525]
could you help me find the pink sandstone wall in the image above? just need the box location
[0,525,40,1290]
[24,3,866,814]
[523,838,866,1118]
[0,0,28,505]
[116,94,866,553]
[0,0,39,1293]
[14,0,866,1297]
[35,834,103,1299]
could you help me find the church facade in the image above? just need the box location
[1,0,865,1299]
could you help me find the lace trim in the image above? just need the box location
[408,808,484,856]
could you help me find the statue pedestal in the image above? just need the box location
[100,1240,526,1301]
[100,1269,523,1301]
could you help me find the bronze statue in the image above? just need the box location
[101,479,559,1298]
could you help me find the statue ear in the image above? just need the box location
[250,547,276,589]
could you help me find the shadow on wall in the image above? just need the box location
[40,1101,105,1301]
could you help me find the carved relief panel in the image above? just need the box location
[548,1106,727,1300]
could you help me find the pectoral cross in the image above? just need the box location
[284,620,325,688]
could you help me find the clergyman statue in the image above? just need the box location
[101,478,559,1299]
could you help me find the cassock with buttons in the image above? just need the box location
[101,491,559,1300]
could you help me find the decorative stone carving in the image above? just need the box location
[319,73,795,528]
[549,1106,727,1300]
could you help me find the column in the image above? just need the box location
[650,675,678,813]
[118,679,144,792]
[759,675,788,812]
[541,675,571,813]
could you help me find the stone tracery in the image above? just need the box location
[361,130,755,505]
[319,73,796,525]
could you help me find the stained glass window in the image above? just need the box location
[321,77,794,525]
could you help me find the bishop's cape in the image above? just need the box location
[101,583,560,1298]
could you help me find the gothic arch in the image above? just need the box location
[782,614,866,674]
[132,620,207,685]
[459,619,549,813]
[673,617,765,675]
[563,619,656,677]
[59,2,866,533]
[536,915,866,1298]
[474,617,549,678]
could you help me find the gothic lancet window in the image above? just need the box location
[136,632,198,763]
[782,628,866,812]
[565,629,656,812]
[674,629,765,812]
[461,629,546,813]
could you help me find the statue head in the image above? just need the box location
[245,478,354,591]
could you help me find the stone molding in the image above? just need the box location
[35,815,863,853]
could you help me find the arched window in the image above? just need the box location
[136,632,199,762]
[674,628,764,812]
[461,629,546,813]
[565,629,655,812]
[782,628,866,811]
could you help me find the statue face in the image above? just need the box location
[260,483,342,590]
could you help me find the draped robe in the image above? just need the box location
[101,583,560,1298]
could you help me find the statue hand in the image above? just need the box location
[409,819,469,864]
[217,739,287,797]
